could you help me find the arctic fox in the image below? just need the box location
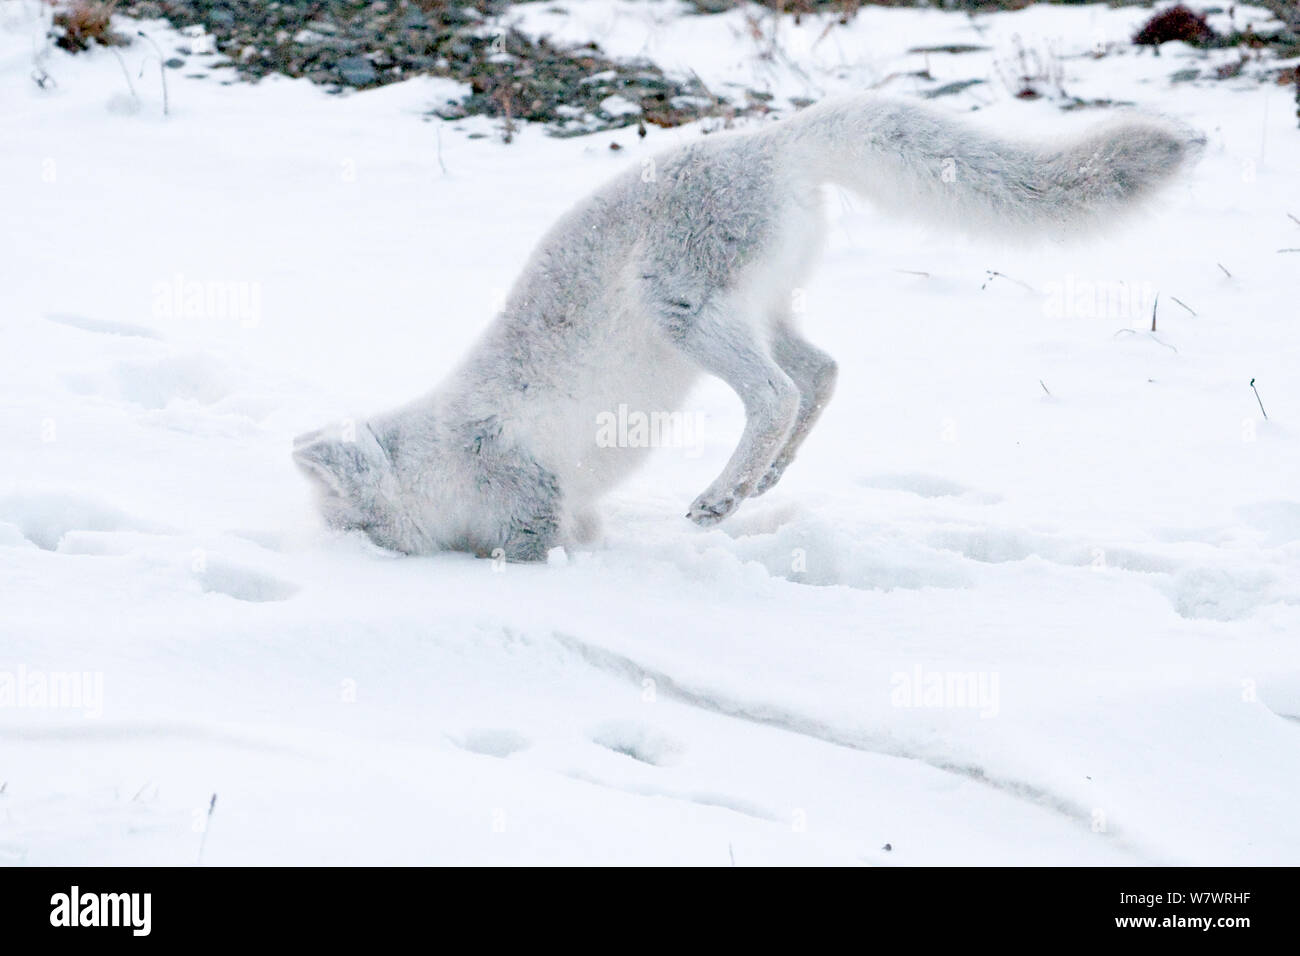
[294,95,1203,560]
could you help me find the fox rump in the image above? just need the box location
[294,95,1203,560]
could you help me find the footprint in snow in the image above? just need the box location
[860,472,972,498]
[591,720,685,767]
[0,493,169,552]
[930,526,1179,576]
[1166,566,1276,622]
[452,729,532,758]
[197,560,299,603]
[111,355,233,410]
[62,354,233,411]
[929,526,1046,564]
[860,472,1003,504]
[44,313,163,340]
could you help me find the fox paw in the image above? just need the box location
[687,490,740,526]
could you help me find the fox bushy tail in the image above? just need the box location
[773,96,1204,240]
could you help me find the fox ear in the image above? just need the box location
[292,428,374,499]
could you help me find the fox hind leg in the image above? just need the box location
[659,301,800,526]
[752,317,838,497]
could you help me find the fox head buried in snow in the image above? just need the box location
[292,422,416,552]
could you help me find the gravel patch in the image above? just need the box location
[119,0,764,138]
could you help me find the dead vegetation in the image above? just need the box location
[51,0,128,52]
[1132,5,1216,48]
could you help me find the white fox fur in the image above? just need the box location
[295,95,1203,560]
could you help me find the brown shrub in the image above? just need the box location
[52,1,127,53]
[1133,5,1216,48]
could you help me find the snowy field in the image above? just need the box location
[2,0,1299,864]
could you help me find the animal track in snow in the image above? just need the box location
[0,494,167,552]
[229,529,285,551]
[553,631,1103,833]
[64,355,233,410]
[929,521,1297,622]
[567,770,780,823]
[55,530,163,557]
[0,521,35,548]
[860,472,979,499]
[112,355,233,410]
[44,313,162,340]
[591,720,685,767]
[928,526,1045,564]
[453,729,532,758]
[661,512,974,592]
[1166,566,1278,622]
[197,561,299,603]
[929,526,1177,574]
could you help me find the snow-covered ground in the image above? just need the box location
[2,0,1298,865]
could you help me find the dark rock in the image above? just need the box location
[907,44,990,55]
[337,56,378,86]
[921,78,986,99]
